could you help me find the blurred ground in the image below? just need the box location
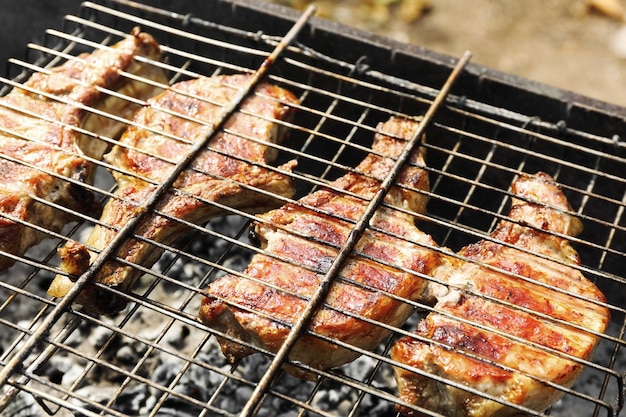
[271,0,626,108]
[3,0,626,108]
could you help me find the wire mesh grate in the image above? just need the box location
[0,1,624,416]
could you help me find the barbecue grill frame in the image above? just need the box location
[0,1,624,417]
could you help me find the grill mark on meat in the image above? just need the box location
[48,74,299,315]
[392,172,610,417]
[0,28,166,273]
[200,116,446,379]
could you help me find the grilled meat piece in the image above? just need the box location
[200,117,445,379]
[49,74,299,315]
[0,28,165,273]
[392,172,610,417]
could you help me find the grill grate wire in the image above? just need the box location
[0,1,623,416]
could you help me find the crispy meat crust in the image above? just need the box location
[392,172,610,417]
[0,28,165,272]
[200,117,446,379]
[49,74,299,315]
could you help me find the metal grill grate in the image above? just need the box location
[0,1,624,416]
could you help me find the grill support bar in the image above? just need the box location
[239,50,473,417]
[0,5,317,409]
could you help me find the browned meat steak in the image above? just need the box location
[49,74,299,315]
[392,172,610,417]
[0,28,165,273]
[200,116,446,379]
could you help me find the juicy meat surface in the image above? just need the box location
[0,28,165,273]
[49,74,299,315]
[200,117,446,379]
[392,172,610,417]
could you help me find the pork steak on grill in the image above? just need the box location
[200,116,447,379]
[392,172,610,417]
[0,27,166,273]
[48,74,299,315]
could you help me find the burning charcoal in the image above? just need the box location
[39,355,76,385]
[219,396,239,414]
[271,410,299,417]
[254,403,282,417]
[177,373,213,403]
[182,263,197,280]
[358,393,396,416]
[208,215,249,237]
[235,354,271,381]
[0,391,39,417]
[189,234,213,255]
[207,370,226,388]
[153,406,189,416]
[196,349,229,369]
[367,400,396,416]
[87,325,114,347]
[61,364,84,388]
[276,371,310,392]
[114,384,150,415]
[336,399,355,415]
[154,397,211,417]
[341,355,378,381]
[63,330,83,349]
[72,386,124,417]
[151,361,181,389]
[221,254,249,275]
[138,393,157,416]
[115,345,138,364]
[163,324,190,349]
[150,355,216,410]
[311,390,331,410]
[185,354,220,388]
[138,326,163,342]
[235,385,253,404]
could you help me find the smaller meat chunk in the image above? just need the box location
[392,172,610,417]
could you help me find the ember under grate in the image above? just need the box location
[0,1,625,417]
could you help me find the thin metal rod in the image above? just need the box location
[239,50,473,417]
[0,3,317,397]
